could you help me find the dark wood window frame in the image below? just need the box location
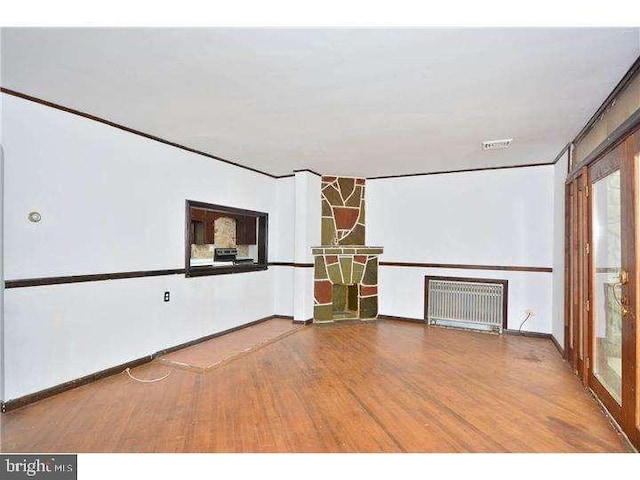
[185,200,268,277]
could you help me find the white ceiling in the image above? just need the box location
[1,27,639,177]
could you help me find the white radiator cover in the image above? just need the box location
[426,278,506,332]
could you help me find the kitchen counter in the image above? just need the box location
[189,258,257,267]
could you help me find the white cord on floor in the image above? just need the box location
[125,367,171,383]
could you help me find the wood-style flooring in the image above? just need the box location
[158,317,303,372]
[0,319,629,452]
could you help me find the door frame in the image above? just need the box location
[586,143,625,426]
[565,168,590,381]
[565,126,639,448]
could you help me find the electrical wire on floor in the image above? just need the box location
[125,367,171,383]
[518,310,534,335]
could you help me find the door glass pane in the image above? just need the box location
[592,170,622,405]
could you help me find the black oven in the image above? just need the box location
[214,248,237,262]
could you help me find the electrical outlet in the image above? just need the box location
[164,291,170,302]
[525,309,536,317]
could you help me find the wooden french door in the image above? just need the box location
[566,127,639,448]
[566,167,591,381]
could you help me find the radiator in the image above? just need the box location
[426,278,505,333]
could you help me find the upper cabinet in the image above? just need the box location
[236,215,257,245]
[189,207,216,244]
[189,209,258,246]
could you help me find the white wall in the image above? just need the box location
[367,165,555,333]
[4,96,276,279]
[0,90,565,400]
[294,172,321,263]
[552,151,569,347]
[270,176,295,262]
[0,132,4,403]
[270,176,295,316]
[2,93,280,400]
[292,171,321,321]
[0,28,5,401]
[379,267,552,332]
[4,271,272,400]
[272,266,294,316]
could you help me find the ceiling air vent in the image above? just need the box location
[482,138,513,151]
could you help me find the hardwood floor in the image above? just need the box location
[158,317,303,372]
[0,319,630,453]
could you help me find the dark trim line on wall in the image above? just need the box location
[0,314,308,412]
[273,315,312,325]
[0,87,570,182]
[380,262,552,273]
[268,262,314,268]
[503,329,551,339]
[4,268,186,289]
[154,314,275,357]
[573,55,640,146]
[0,87,279,179]
[504,330,566,358]
[552,143,570,165]
[4,262,551,289]
[293,169,323,177]
[292,318,314,325]
[365,161,554,180]
[378,315,425,324]
[4,263,303,290]
[550,335,565,358]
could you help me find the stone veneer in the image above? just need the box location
[214,216,237,248]
[314,176,382,323]
[312,247,383,322]
[321,176,366,245]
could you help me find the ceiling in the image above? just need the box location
[1,27,639,177]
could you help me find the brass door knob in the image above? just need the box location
[620,269,629,285]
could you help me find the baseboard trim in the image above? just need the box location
[378,315,426,324]
[1,354,153,413]
[273,314,313,325]
[503,329,552,339]
[379,317,552,338]
[550,335,565,358]
[1,314,283,413]
[292,318,313,325]
[154,315,275,357]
